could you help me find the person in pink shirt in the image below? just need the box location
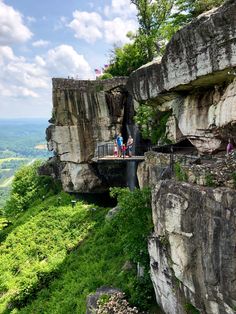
[226,139,234,155]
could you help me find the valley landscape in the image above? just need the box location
[0,119,51,208]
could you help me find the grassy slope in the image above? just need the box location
[0,161,157,314]
[0,193,141,314]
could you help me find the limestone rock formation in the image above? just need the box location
[127,0,236,100]
[127,0,236,154]
[149,180,236,314]
[46,77,134,192]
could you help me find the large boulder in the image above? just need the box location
[127,0,236,100]
[127,0,236,154]
[149,180,236,314]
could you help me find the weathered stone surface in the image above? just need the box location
[150,180,236,314]
[127,0,236,154]
[47,77,135,192]
[105,205,121,220]
[86,286,121,314]
[60,163,104,193]
[127,0,236,101]
[176,79,236,153]
[137,151,172,189]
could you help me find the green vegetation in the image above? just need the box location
[205,173,215,187]
[174,162,188,182]
[232,172,236,188]
[98,73,113,80]
[0,119,50,159]
[184,302,200,314]
[104,0,225,77]
[4,161,61,215]
[104,40,149,77]
[134,104,172,144]
[0,164,156,313]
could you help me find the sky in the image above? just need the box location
[0,0,138,119]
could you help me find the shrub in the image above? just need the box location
[109,187,152,265]
[4,161,61,214]
[109,188,156,311]
[205,173,215,187]
[98,73,113,80]
[184,302,200,314]
[232,172,236,188]
[174,162,188,182]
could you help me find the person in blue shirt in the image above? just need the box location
[116,133,123,157]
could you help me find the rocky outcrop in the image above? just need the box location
[86,286,121,314]
[127,0,236,100]
[149,180,236,314]
[127,0,236,154]
[45,0,236,191]
[46,77,135,192]
[137,151,236,189]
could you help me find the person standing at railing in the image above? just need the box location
[114,142,118,157]
[127,135,134,157]
[122,143,127,158]
[116,133,123,157]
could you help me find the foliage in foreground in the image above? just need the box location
[4,161,61,215]
[0,164,156,313]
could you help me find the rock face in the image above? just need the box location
[127,0,236,153]
[86,286,121,314]
[46,77,134,192]
[127,0,236,100]
[149,180,236,314]
[45,1,236,191]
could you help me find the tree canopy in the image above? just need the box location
[105,0,225,77]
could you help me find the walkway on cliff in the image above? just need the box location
[92,156,145,162]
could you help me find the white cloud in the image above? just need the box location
[45,45,93,78]
[54,16,68,31]
[27,16,36,23]
[32,40,50,47]
[0,44,93,101]
[0,46,15,64]
[68,7,138,45]
[0,1,32,45]
[104,17,137,44]
[104,0,137,19]
[68,11,103,43]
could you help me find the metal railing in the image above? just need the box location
[97,142,145,158]
[97,143,114,158]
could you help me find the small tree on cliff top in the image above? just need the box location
[105,0,225,77]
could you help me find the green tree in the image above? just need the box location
[105,0,225,77]
[106,41,147,76]
[131,0,175,60]
[4,161,60,214]
[134,103,172,144]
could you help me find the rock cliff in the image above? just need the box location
[149,180,236,314]
[45,77,135,192]
[45,0,236,191]
[138,150,236,313]
[127,0,236,153]
[42,1,236,313]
